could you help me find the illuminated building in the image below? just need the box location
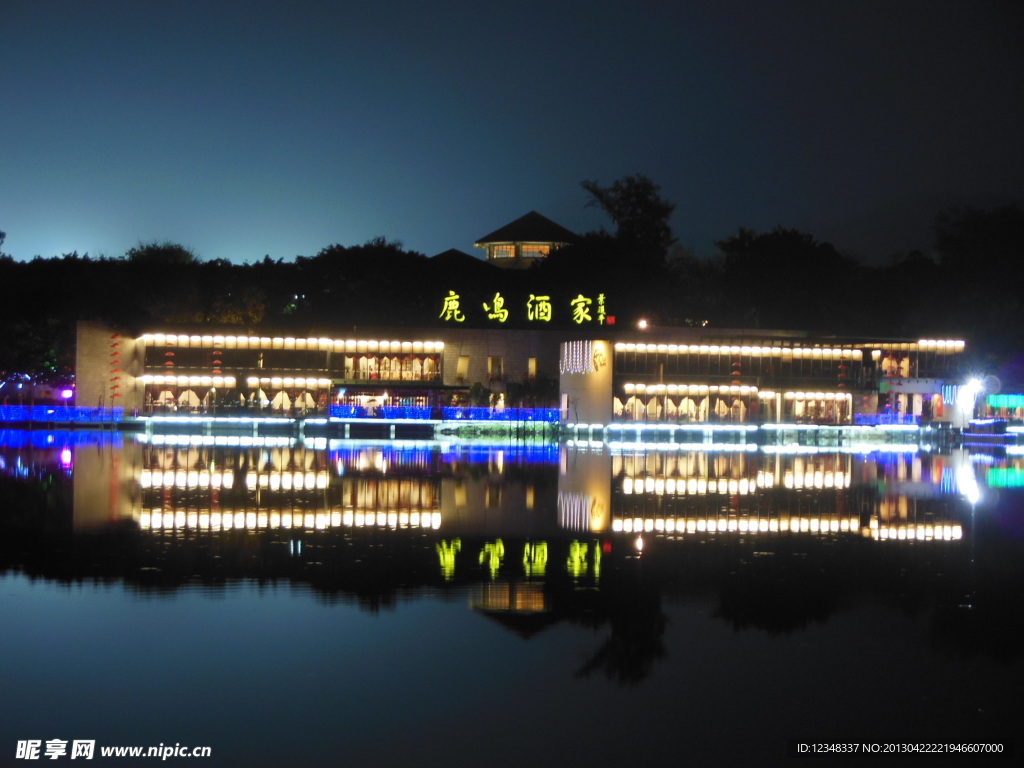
[560,332,967,426]
[76,321,575,416]
[76,320,967,426]
[474,210,577,269]
[557,441,972,543]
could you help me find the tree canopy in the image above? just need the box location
[126,241,199,266]
[2,198,1024,388]
[581,174,676,265]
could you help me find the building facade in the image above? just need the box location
[474,211,577,269]
[559,329,968,426]
[76,321,577,415]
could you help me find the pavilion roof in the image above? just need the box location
[475,211,578,245]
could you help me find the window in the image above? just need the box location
[491,245,514,259]
[456,356,469,382]
[528,357,537,380]
[488,357,503,381]
[521,244,550,259]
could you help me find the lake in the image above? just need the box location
[1,430,1021,766]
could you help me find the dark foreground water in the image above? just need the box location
[1,431,1022,767]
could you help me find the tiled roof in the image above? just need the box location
[475,211,577,245]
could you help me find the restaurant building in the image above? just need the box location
[77,319,968,427]
[71,213,968,425]
[558,328,968,426]
[75,321,576,415]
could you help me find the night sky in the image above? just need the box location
[2,0,1021,264]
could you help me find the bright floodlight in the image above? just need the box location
[957,378,982,410]
[637,319,649,330]
[957,462,982,506]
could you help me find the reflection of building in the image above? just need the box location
[560,333,966,425]
[474,211,577,269]
[561,444,969,543]
[470,581,560,638]
[73,439,561,538]
[134,442,444,533]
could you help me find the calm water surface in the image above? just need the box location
[1,431,1022,767]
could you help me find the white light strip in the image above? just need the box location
[613,343,867,359]
[623,383,759,395]
[139,470,235,489]
[139,375,237,387]
[138,509,442,531]
[244,377,333,388]
[620,472,849,494]
[611,515,862,535]
[138,434,297,447]
[139,333,444,353]
[608,516,962,541]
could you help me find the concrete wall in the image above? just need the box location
[558,339,613,424]
[435,327,579,393]
[75,321,144,411]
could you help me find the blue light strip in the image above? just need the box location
[0,406,124,423]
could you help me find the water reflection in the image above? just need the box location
[2,432,1022,676]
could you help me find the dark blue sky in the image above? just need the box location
[2,0,1021,264]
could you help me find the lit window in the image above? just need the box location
[492,245,514,259]
[488,357,504,380]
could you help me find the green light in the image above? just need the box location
[567,540,589,578]
[436,539,461,581]
[986,467,1024,488]
[988,394,1024,409]
[480,539,505,579]
[523,541,548,578]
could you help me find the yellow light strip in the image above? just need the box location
[139,375,237,387]
[138,509,442,531]
[783,391,853,400]
[139,470,235,489]
[871,523,963,541]
[620,471,848,494]
[244,471,330,490]
[614,343,865,359]
[623,383,758,395]
[611,515,862,534]
[244,377,332,388]
[609,515,962,540]
[139,333,444,353]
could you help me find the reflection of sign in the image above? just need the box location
[437,539,461,581]
[480,539,505,578]
[567,540,601,579]
[439,291,608,324]
[523,542,548,578]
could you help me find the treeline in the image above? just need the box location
[1,194,1023,388]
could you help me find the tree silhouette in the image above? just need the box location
[581,174,676,267]
[716,226,861,331]
[126,241,199,266]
